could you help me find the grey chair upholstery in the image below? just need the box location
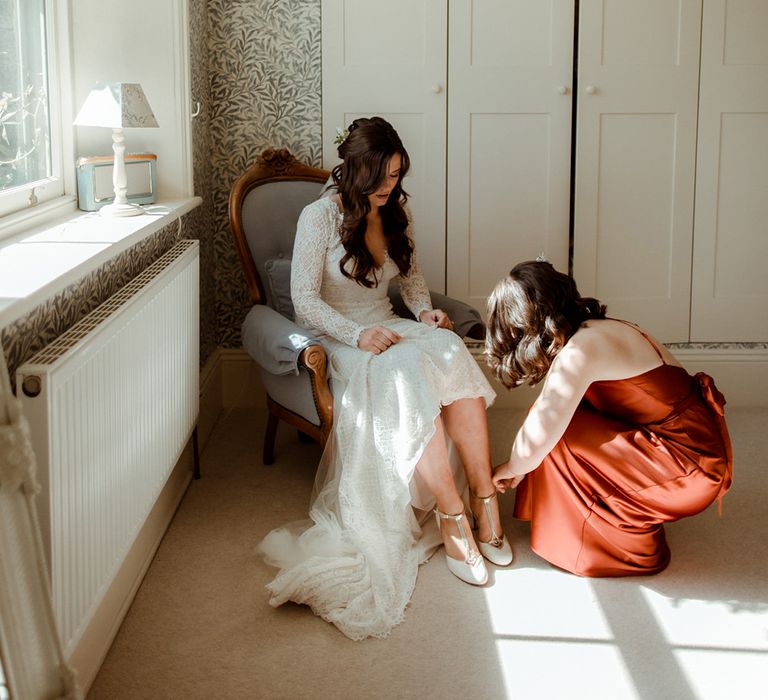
[230,148,485,465]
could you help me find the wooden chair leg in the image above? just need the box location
[263,411,279,465]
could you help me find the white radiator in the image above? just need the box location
[16,239,199,656]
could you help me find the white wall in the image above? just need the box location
[70,0,193,201]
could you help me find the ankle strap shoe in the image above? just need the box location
[470,491,514,567]
[434,507,488,586]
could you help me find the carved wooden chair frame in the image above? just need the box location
[229,149,334,463]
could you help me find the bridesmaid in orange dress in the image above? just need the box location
[486,261,733,577]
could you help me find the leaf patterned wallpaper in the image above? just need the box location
[207,0,321,348]
[1,0,764,387]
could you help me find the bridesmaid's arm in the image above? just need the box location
[493,334,600,491]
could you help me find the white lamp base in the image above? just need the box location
[99,202,144,217]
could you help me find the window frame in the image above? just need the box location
[0,0,76,239]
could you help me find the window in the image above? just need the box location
[0,0,71,224]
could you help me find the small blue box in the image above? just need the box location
[76,153,157,211]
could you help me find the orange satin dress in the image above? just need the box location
[513,326,733,577]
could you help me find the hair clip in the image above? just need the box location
[334,127,349,146]
[536,252,549,262]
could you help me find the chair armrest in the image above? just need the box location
[241,304,321,376]
[388,285,486,340]
[298,345,334,440]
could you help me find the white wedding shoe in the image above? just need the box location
[470,491,514,567]
[434,507,488,586]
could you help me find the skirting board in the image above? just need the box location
[671,349,768,408]
[217,346,768,410]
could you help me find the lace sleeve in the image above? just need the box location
[399,205,433,320]
[291,202,365,347]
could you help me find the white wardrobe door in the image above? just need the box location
[573,0,702,342]
[446,0,574,312]
[321,0,448,291]
[691,0,768,341]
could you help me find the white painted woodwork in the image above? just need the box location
[573,0,702,342]
[322,1,766,343]
[446,0,574,311]
[691,0,768,341]
[321,0,447,290]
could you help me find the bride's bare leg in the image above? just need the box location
[441,397,502,543]
[415,415,480,562]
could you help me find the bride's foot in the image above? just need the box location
[434,507,488,586]
[470,490,514,567]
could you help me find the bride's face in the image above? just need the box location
[368,152,401,210]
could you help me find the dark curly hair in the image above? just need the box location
[331,116,412,287]
[485,261,607,388]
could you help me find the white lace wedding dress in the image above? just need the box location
[257,197,495,640]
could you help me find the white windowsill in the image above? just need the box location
[0,196,202,329]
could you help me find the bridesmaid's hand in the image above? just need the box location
[493,461,525,493]
[358,326,402,354]
[419,308,454,330]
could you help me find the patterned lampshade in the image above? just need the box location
[74,82,159,129]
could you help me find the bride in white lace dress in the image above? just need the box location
[258,117,512,640]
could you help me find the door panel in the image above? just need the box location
[691,0,768,341]
[573,0,702,342]
[447,0,574,311]
[321,0,447,291]
[593,113,678,300]
[466,113,553,298]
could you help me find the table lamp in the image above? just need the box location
[74,82,158,217]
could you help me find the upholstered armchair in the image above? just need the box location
[229,148,485,464]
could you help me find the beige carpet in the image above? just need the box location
[87,406,768,700]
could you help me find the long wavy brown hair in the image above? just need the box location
[485,261,607,388]
[331,116,412,287]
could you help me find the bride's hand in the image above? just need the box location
[419,308,454,330]
[358,326,402,354]
[493,461,525,493]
